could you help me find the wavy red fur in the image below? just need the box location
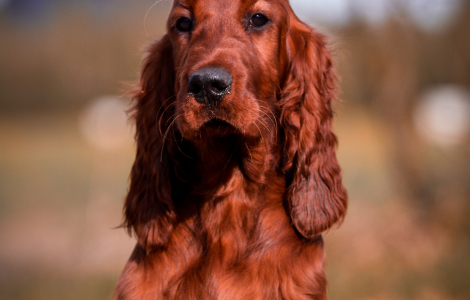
[116,0,347,299]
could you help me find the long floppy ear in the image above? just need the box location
[124,35,176,252]
[279,16,347,239]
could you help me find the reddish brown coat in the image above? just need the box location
[115,0,347,299]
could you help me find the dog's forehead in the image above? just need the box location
[172,0,285,16]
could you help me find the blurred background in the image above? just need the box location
[0,0,469,299]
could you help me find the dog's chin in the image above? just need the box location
[178,115,263,142]
[200,118,238,137]
[178,118,239,141]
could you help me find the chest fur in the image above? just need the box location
[116,202,326,300]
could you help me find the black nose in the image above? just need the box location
[188,67,232,105]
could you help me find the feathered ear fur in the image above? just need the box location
[124,35,176,252]
[279,14,347,240]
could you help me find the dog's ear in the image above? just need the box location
[279,14,347,239]
[124,35,177,252]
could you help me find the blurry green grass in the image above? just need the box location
[0,110,133,212]
[0,274,117,300]
[0,110,135,300]
[0,112,91,210]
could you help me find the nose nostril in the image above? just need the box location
[211,81,227,93]
[188,81,202,95]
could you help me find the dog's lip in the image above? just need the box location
[203,118,234,130]
[197,118,239,137]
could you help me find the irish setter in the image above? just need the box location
[116,0,347,299]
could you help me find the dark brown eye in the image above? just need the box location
[176,17,192,32]
[250,14,268,28]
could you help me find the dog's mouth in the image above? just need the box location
[205,118,231,128]
[201,118,237,136]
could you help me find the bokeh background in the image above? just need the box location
[1,0,469,299]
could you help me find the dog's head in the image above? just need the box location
[125,0,347,252]
[168,0,289,141]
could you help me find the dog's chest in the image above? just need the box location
[119,215,326,300]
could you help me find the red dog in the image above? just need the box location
[116,0,347,299]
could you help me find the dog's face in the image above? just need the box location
[167,0,288,141]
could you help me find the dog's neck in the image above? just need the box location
[174,134,281,261]
[189,134,278,187]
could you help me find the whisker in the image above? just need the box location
[222,137,239,172]
[161,115,180,162]
[156,95,176,121]
[144,0,167,37]
[165,112,178,125]
[158,101,176,136]
[252,122,263,141]
[245,142,253,160]
[258,103,278,128]
[258,106,278,138]
[239,105,276,138]
[172,125,193,159]
[258,100,279,128]
[256,118,273,137]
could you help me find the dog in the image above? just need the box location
[116,0,347,299]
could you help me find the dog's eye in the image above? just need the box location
[250,14,268,28]
[176,17,192,32]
